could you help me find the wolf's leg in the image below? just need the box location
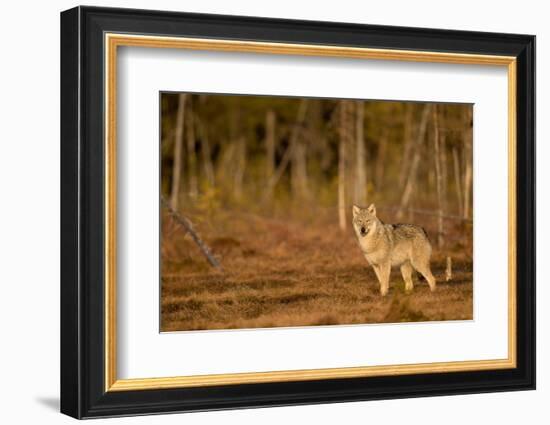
[400,261,414,292]
[411,259,436,291]
[371,264,382,290]
[379,262,391,296]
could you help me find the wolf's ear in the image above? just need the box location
[367,204,376,216]
[352,205,361,217]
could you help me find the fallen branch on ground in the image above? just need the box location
[160,196,222,270]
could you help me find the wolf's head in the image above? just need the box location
[352,204,380,238]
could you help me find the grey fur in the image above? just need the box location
[352,204,436,296]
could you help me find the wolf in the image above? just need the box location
[352,204,436,296]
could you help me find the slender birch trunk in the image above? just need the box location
[453,146,464,216]
[170,93,186,210]
[265,99,308,198]
[398,103,414,189]
[234,136,246,200]
[217,142,235,189]
[433,105,444,248]
[354,101,367,205]
[265,109,276,185]
[375,133,388,191]
[338,100,353,231]
[291,102,309,199]
[463,108,473,219]
[186,98,198,199]
[397,104,431,219]
[196,117,215,188]
[440,132,448,218]
[291,139,309,199]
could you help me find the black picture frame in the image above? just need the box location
[61,5,535,419]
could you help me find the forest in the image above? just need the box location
[160,93,473,332]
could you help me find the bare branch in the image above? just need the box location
[160,196,222,270]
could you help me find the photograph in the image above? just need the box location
[160,93,474,332]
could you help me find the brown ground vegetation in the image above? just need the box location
[161,207,473,332]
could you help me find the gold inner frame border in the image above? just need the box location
[104,33,517,392]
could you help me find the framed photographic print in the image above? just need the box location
[60,6,535,419]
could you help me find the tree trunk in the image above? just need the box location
[463,108,473,219]
[265,99,308,198]
[291,138,309,199]
[265,109,276,184]
[433,105,444,248]
[217,141,235,188]
[234,136,246,200]
[398,103,414,189]
[440,132,448,220]
[186,97,198,199]
[452,146,464,216]
[338,100,353,231]
[397,104,431,219]
[354,101,367,205]
[291,102,309,200]
[196,117,215,188]
[375,132,388,191]
[170,93,186,210]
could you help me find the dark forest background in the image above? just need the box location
[161,94,472,236]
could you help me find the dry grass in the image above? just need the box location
[161,208,473,332]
